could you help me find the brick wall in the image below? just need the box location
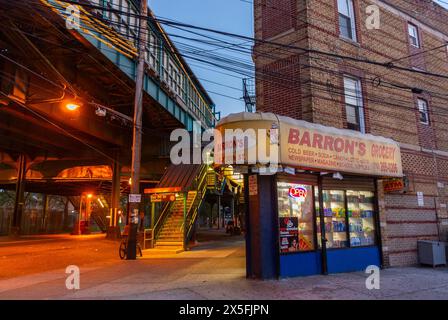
[261,0,297,39]
[254,0,448,267]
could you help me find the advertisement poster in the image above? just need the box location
[279,217,299,254]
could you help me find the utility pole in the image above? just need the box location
[127,0,148,260]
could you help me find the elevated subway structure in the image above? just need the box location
[0,0,217,236]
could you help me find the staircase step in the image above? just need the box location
[159,236,183,240]
[156,241,184,247]
[144,248,184,255]
[159,232,183,237]
[161,230,182,234]
[161,225,182,229]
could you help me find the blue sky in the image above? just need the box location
[151,0,253,117]
[151,1,448,118]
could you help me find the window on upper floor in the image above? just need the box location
[343,76,365,133]
[338,0,357,42]
[408,23,420,48]
[417,99,429,125]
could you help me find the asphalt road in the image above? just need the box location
[0,234,119,280]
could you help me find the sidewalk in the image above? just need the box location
[0,230,447,299]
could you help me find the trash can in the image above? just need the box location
[417,240,447,267]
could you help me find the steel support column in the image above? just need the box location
[10,154,26,236]
[107,152,121,239]
[41,194,49,233]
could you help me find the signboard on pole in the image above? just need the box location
[129,194,142,203]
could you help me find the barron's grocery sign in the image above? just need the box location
[281,123,402,177]
[216,112,403,178]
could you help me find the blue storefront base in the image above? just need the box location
[280,246,380,277]
[280,252,322,277]
[327,246,381,274]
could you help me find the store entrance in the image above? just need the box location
[277,176,382,277]
[278,182,322,277]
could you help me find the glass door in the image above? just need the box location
[277,182,315,253]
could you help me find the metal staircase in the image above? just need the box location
[92,195,109,233]
[150,164,209,251]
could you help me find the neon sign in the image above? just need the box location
[288,185,308,201]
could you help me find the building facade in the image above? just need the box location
[253,0,448,267]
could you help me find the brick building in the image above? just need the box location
[253,0,448,267]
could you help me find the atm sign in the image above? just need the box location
[383,179,405,193]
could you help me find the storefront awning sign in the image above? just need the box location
[216,112,403,178]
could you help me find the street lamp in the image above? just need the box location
[65,102,82,111]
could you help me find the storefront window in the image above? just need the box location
[316,190,348,249]
[347,190,376,247]
[277,182,315,253]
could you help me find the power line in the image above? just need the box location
[17,0,448,97]
[39,0,448,80]
[7,0,448,121]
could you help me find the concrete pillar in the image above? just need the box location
[245,174,279,280]
[10,154,26,236]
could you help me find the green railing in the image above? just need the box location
[181,165,209,247]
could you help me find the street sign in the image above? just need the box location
[129,194,142,203]
[150,193,176,203]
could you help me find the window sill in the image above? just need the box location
[339,36,360,47]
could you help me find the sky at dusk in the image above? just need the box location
[151,0,253,118]
[151,0,448,118]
